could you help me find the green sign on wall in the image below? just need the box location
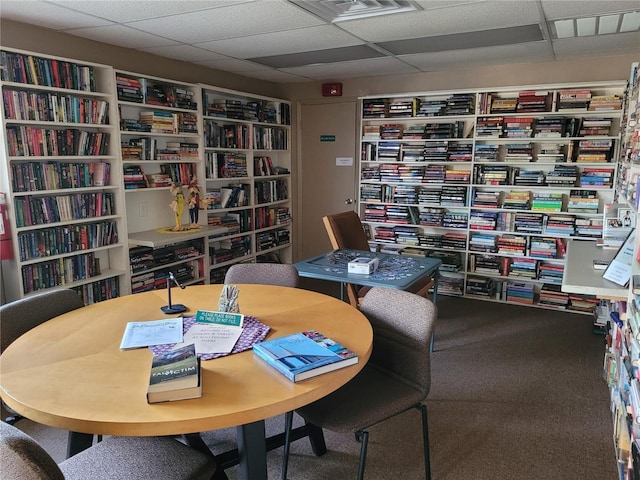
[320,135,336,142]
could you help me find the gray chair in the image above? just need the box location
[199,262,301,473]
[0,421,217,480]
[0,288,85,424]
[281,287,437,480]
[224,263,300,287]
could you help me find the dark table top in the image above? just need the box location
[294,249,441,290]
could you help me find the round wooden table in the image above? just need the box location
[0,284,372,480]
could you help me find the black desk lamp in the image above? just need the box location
[161,272,187,314]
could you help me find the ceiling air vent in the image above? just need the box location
[289,0,422,23]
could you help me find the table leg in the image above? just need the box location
[430,270,439,352]
[66,431,93,457]
[236,421,267,480]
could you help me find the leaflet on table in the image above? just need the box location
[171,310,244,354]
[603,228,636,287]
[120,317,183,350]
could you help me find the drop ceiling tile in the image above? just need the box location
[400,41,555,71]
[281,57,421,81]
[196,25,362,58]
[65,25,180,49]
[140,44,229,62]
[0,0,114,29]
[234,68,313,83]
[540,0,640,20]
[552,31,640,57]
[47,0,243,23]
[127,0,325,44]
[338,0,543,42]
[196,58,280,72]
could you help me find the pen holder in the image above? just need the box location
[218,284,240,313]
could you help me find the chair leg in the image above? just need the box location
[305,421,327,456]
[356,430,369,480]
[417,403,431,480]
[281,411,294,480]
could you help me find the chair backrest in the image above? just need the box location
[0,421,65,480]
[322,211,370,251]
[358,287,437,396]
[224,263,300,288]
[0,288,85,352]
[322,211,371,307]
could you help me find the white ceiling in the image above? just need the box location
[1,0,639,84]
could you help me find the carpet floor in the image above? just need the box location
[12,295,617,479]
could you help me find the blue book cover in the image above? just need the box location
[253,330,358,382]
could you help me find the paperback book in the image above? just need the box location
[253,330,358,382]
[147,343,202,403]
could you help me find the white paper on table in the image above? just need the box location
[174,323,244,354]
[120,317,183,350]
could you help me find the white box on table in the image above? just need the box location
[348,257,379,275]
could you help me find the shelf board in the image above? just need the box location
[128,225,228,248]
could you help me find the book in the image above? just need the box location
[146,343,202,403]
[252,330,358,382]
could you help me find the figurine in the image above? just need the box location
[169,182,185,231]
[188,176,203,228]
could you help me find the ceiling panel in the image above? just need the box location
[540,0,640,20]
[47,0,237,23]
[196,25,363,58]
[0,0,637,85]
[125,0,324,44]
[281,57,422,81]
[400,41,556,71]
[0,1,114,30]
[338,0,544,42]
[64,24,180,49]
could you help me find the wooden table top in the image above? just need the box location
[0,285,372,437]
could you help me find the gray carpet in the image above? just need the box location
[12,295,616,479]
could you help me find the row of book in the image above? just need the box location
[21,252,100,294]
[468,253,564,283]
[116,75,197,110]
[3,88,109,124]
[11,161,110,192]
[205,152,248,179]
[121,111,198,134]
[6,126,110,157]
[363,121,468,139]
[204,120,250,149]
[204,98,290,125]
[1,51,96,91]
[72,277,119,305]
[13,192,115,228]
[121,139,198,162]
[363,94,475,118]
[17,220,118,262]
[477,90,622,115]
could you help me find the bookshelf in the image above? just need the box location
[115,70,213,295]
[604,61,640,480]
[358,81,625,313]
[200,84,292,283]
[0,47,128,304]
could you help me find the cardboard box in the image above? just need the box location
[348,257,379,275]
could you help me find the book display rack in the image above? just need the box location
[359,81,625,313]
[200,84,291,283]
[0,48,293,302]
[0,48,128,303]
[604,61,640,480]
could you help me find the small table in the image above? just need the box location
[295,249,442,349]
[294,249,442,301]
[0,285,372,480]
[562,239,628,301]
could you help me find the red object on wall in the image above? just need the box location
[0,192,14,260]
[322,82,343,97]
